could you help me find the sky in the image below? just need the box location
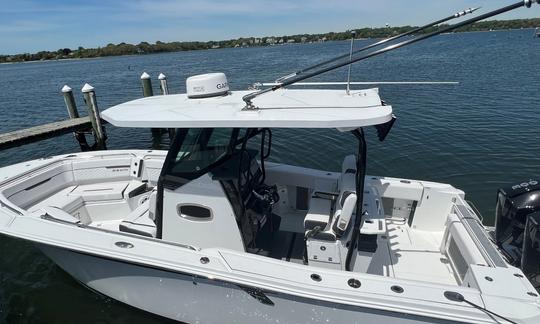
[0,0,538,54]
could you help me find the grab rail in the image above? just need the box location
[465,200,484,223]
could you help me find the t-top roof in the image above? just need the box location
[102,88,393,129]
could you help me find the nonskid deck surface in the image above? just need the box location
[384,222,456,285]
[25,179,157,237]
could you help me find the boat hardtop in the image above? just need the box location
[102,88,392,129]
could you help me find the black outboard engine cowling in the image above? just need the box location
[522,212,540,290]
[494,179,540,283]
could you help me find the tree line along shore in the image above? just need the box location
[1,18,539,64]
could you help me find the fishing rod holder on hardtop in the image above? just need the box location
[242,1,538,110]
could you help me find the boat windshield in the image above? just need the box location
[166,128,238,182]
[160,127,270,190]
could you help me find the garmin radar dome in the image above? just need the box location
[186,73,230,99]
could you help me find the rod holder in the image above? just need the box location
[82,83,107,150]
[158,73,169,95]
[141,72,154,97]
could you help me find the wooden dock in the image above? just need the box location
[0,74,171,152]
[0,117,103,150]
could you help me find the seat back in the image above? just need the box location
[332,157,358,236]
[334,192,357,234]
[341,154,357,174]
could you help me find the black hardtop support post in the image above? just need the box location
[345,128,367,271]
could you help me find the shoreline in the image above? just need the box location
[1,27,537,65]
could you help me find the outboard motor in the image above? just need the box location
[522,211,540,289]
[494,179,540,289]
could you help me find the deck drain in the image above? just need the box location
[348,279,361,288]
[391,285,404,294]
[310,274,322,282]
[484,276,493,282]
[527,292,538,297]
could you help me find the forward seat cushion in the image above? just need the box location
[28,186,81,213]
[69,182,129,202]
[119,200,156,238]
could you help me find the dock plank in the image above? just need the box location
[0,117,101,150]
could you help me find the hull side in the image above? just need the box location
[39,244,456,324]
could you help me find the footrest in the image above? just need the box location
[360,217,386,235]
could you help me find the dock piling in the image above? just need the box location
[62,85,90,151]
[141,72,165,146]
[158,73,169,95]
[158,73,175,140]
[141,72,154,97]
[62,85,79,118]
[82,83,107,150]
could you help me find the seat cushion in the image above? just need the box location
[28,186,82,213]
[119,200,156,237]
[304,197,332,230]
[70,182,129,202]
[39,206,80,223]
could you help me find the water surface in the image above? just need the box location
[0,29,539,323]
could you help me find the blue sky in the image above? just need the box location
[0,0,538,54]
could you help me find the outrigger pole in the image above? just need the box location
[244,0,539,109]
[274,7,480,83]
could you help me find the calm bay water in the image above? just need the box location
[0,29,539,323]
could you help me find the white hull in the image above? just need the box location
[1,150,537,324]
[39,244,454,324]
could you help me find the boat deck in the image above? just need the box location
[4,159,458,287]
[385,222,456,285]
[350,220,457,285]
[258,212,458,285]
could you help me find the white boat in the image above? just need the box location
[0,71,539,323]
[2,2,540,322]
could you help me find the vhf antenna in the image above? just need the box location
[243,0,538,109]
[274,7,480,83]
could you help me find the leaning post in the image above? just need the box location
[62,85,90,151]
[82,83,107,150]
